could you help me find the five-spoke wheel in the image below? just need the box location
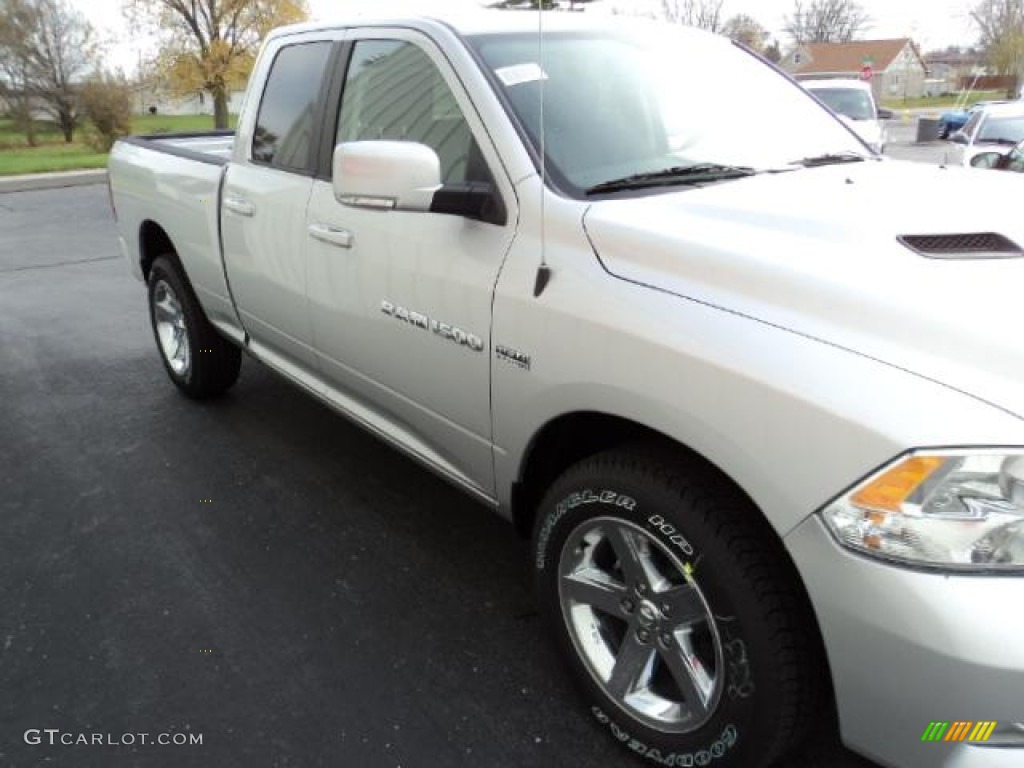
[534,448,825,768]
[147,254,241,399]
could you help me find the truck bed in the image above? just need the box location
[109,129,242,340]
[117,130,235,166]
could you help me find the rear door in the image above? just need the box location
[221,38,335,380]
[304,30,518,498]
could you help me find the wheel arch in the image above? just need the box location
[139,219,177,281]
[511,411,758,540]
[512,408,840,737]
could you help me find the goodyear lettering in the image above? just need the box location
[590,707,738,766]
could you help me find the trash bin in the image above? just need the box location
[916,117,943,143]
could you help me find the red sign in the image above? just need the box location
[860,65,874,80]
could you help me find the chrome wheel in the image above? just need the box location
[152,279,190,377]
[558,517,723,733]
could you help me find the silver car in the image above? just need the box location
[970,138,1024,173]
[948,101,1024,166]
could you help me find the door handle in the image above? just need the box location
[224,197,255,217]
[308,223,353,249]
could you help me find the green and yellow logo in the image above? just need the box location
[921,721,997,743]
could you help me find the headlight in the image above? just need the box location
[821,450,1024,571]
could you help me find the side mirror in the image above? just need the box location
[970,152,1003,169]
[333,141,441,212]
[877,107,894,120]
[948,130,969,145]
[332,141,504,224]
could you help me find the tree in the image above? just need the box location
[660,0,726,32]
[785,0,870,44]
[0,0,98,143]
[80,72,134,152]
[126,0,309,130]
[0,2,39,145]
[971,0,1024,97]
[723,13,769,52]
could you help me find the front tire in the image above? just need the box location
[532,448,823,768]
[148,254,241,399]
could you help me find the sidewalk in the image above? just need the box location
[0,168,107,195]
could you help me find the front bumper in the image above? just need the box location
[786,515,1024,768]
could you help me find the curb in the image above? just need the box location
[0,169,108,194]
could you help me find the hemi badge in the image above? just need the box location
[496,345,531,370]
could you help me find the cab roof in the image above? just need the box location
[268,10,718,43]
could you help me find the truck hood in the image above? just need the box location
[583,160,1024,419]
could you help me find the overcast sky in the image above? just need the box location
[77,0,981,75]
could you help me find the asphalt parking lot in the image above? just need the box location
[0,178,899,768]
[884,117,950,164]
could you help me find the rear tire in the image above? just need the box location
[147,254,241,399]
[532,447,824,768]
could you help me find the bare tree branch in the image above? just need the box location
[660,0,726,32]
[785,0,871,44]
[0,0,98,142]
[971,0,1024,96]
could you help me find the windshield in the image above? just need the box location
[977,115,1024,143]
[467,25,865,195]
[807,87,876,121]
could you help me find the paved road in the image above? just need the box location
[1,185,879,768]
[884,119,950,165]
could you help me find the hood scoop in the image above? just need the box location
[898,232,1024,260]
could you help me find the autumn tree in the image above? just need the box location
[126,0,309,129]
[763,40,783,63]
[80,72,134,152]
[971,0,1024,97]
[723,13,770,52]
[785,0,870,44]
[0,0,98,143]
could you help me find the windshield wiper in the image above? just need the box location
[585,163,757,195]
[791,151,872,168]
[977,137,1021,146]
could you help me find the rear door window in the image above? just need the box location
[252,42,333,173]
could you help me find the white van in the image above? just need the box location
[802,78,891,153]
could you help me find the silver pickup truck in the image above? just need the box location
[108,13,1024,768]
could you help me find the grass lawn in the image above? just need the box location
[880,90,1006,110]
[0,144,109,175]
[0,114,237,176]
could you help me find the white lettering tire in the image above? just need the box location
[532,447,825,768]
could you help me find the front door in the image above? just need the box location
[305,32,518,497]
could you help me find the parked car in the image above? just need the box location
[802,78,891,153]
[970,138,1024,172]
[939,99,1005,139]
[108,13,1024,768]
[947,101,1024,166]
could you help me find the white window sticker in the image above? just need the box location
[495,62,549,87]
